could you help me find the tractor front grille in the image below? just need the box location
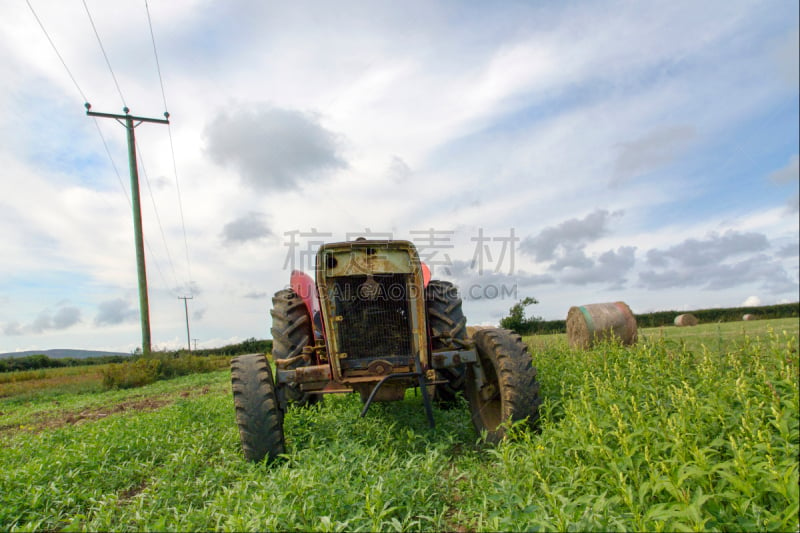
[331,274,413,364]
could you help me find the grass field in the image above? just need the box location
[1,318,797,531]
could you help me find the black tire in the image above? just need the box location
[465,327,540,443]
[231,353,286,463]
[426,280,468,406]
[271,289,320,407]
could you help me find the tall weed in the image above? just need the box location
[457,329,799,531]
[101,355,228,389]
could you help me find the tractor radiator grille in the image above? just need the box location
[331,274,413,364]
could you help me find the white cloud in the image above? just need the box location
[205,104,347,192]
[3,322,23,337]
[0,0,797,350]
[560,246,637,287]
[769,154,799,184]
[741,295,761,307]
[645,231,770,268]
[2,304,82,335]
[773,27,799,89]
[95,299,137,326]
[612,125,696,184]
[220,211,272,245]
[386,156,412,183]
[520,210,623,262]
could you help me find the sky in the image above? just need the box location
[0,0,797,354]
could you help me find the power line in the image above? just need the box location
[25,0,88,103]
[165,127,193,291]
[143,232,172,296]
[82,0,127,108]
[136,143,181,292]
[91,119,131,204]
[80,2,188,297]
[83,125,173,293]
[144,0,194,292]
[85,121,177,300]
[144,0,167,112]
[28,0,185,328]
[26,0,132,206]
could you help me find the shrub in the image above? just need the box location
[499,297,541,335]
[101,355,229,390]
[102,359,161,389]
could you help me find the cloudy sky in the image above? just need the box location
[1,0,797,354]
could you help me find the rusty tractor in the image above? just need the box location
[231,239,541,462]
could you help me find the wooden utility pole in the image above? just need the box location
[179,295,193,352]
[86,104,169,355]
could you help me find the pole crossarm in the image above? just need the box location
[86,103,169,125]
[87,110,169,124]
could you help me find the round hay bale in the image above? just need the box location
[566,301,638,350]
[674,313,698,327]
[742,314,757,321]
[466,325,491,338]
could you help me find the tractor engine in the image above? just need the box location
[315,240,428,402]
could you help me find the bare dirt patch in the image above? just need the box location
[117,479,149,505]
[2,385,221,435]
[61,398,172,427]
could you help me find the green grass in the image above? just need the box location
[0,320,797,531]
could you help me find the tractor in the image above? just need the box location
[231,239,541,462]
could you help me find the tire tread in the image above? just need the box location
[230,353,286,462]
[466,327,541,442]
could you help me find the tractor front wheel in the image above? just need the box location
[426,280,468,406]
[271,289,321,408]
[231,353,286,463]
[465,327,540,443]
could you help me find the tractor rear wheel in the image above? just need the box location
[426,280,468,406]
[271,289,320,407]
[465,327,540,443]
[231,353,286,463]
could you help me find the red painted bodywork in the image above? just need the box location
[421,262,431,288]
[290,270,324,340]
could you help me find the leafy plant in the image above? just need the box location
[1,319,797,531]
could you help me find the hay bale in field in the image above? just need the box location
[566,301,638,350]
[674,313,698,327]
[742,314,757,321]
[466,325,491,338]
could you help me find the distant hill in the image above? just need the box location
[0,349,130,360]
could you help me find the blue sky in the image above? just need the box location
[0,0,797,353]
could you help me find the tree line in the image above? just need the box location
[167,337,273,357]
[1,338,275,374]
[0,354,128,373]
